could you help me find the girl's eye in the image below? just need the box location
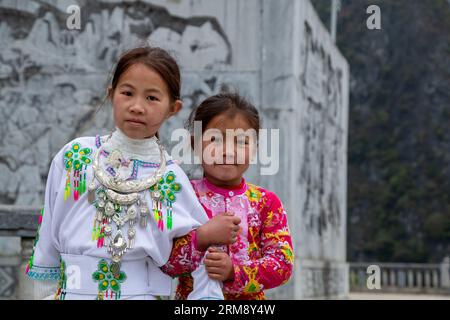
[121,91,132,97]
[147,95,159,102]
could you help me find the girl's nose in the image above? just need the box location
[129,98,145,114]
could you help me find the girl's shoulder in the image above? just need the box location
[56,135,98,154]
[245,182,283,209]
[245,182,270,198]
[160,161,195,188]
[52,135,98,168]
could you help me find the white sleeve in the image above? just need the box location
[26,157,62,282]
[187,257,224,300]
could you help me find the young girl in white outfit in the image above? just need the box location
[26,46,225,300]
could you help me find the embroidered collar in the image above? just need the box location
[203,177,248,197]
[101,128,172,163]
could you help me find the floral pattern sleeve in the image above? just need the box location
[160,230,205,277]
[223,192,294,294]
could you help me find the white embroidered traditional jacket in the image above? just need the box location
[27,129,223,300]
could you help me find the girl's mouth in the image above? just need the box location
[125,119,146,125]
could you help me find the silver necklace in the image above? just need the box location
[91,139,166,193]
[88,136,167,268]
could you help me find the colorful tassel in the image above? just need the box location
[64,168,71,201]
[66,161,88,202]
[74,170,79,201]
[80,166,87,194]
[92,220,97,241]
[153,201,163,230]
[157,202,164,230]
[63,143,92,201]
[167,201,173,230]
[97,226,104,248]
[153,206,159,223]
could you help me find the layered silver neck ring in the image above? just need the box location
[92,139,166,193]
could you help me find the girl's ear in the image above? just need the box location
[168,99,183,118]
[107,86,113,100]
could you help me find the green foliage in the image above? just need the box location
[312,0,450,262]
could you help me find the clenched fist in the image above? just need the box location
[196,212,241,251]
[204,247,234,281]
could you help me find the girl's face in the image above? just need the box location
[110,63,182,139]
[200,113,256,187]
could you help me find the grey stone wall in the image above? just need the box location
[260,0,349,299]
[0,0,349,299]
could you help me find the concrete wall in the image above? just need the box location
[0,0,349,299]
[260,0,349,299]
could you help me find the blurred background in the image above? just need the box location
[311,0,450,299]
[0,0,449,299]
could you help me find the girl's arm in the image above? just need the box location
[222,192,294,294]
[154,166,223,299]
[161,213,241,277]
[160,229,203,277]
[27,157,64,286]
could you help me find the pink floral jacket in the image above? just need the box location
[161,178,294,300]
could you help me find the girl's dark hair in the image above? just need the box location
[110,46,181,101]
[187,92,260,134]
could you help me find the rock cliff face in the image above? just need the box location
[312,0,450,262]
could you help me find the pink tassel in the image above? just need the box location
[73,170,79,201]
[97,237,103,248]
[157,202,164,230]
[158,213,164,231]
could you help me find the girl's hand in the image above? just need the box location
[204,247,234,281]
[196,212,241,251]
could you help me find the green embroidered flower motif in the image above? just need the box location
[149,171,182,202]
[92,259,127,293]
[64,143,92,171]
